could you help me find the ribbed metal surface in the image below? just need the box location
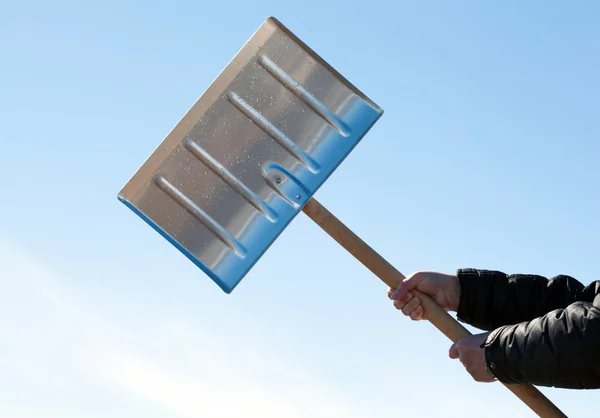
[118,17,383,293]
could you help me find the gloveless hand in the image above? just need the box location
[388,271,461,320]
[449,332,496,383]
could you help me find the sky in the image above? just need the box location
[1,1,599,417]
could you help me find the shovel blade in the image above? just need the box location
[118,17,383,293]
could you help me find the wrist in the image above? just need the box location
[448,273,460,312]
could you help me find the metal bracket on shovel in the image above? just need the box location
[118,17,566,418]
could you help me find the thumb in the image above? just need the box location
[449,342,460,359]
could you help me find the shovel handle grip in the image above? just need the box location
[302,198,566,418]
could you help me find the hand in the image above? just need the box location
[449,332,496,383]
[388,271,460,321]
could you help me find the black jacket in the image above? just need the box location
[456,268,600,389]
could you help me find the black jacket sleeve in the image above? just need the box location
[456,268,599,329]
[456,268,600,389]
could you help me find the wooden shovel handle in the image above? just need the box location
[302,198,567,418]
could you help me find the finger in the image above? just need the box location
[402,296,421,317]
[387,287,395,300]
[449,343,459,359]
[410,305,424,321]
[392,272,425,301]
[398,291,414,306]
[393,292,413,310]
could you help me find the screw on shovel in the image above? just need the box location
[118,17,567,418]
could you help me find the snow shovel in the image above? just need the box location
[118,17,566,418]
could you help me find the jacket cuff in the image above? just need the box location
[482,327,524,384]
[456,268,478,323]
[455,268,508,330]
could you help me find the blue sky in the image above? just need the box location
[1,1,598,417]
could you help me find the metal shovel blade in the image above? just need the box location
[118,17,383,293]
